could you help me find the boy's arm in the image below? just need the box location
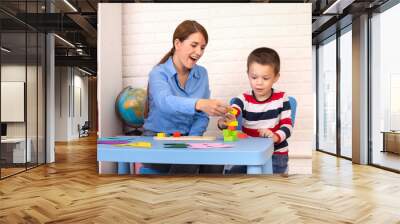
[274,94,293,143]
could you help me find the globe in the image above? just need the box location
[115,87,147,128]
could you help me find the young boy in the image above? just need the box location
[218,47,293,174]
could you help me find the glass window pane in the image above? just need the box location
[318,36,337,154]
[340,29,352,158]
[38,32,46,165]
[1,30,27,177]
[1,1,46,179]
[27,31,38,169]
[371,3,400,171]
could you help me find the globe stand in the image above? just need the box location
[125,127,143,136]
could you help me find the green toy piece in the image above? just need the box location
[163,143,188,148]
[224,136,234,142]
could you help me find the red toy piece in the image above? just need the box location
[237,132,248,139]
[173,131,181,137]
[228,126,236,131]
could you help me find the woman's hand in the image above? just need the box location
[258,128,279,143]
[217,113,236,129]
[195,99,230,116]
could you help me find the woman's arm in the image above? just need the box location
[149,69,198,116]
[189,80,211,136]
[189,111,210,136]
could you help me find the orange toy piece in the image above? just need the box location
[237,132,248,139]
[228,126,236,131]
[173,131,181,137]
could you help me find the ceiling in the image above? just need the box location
[0,0,392,75]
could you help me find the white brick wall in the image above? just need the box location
[101,3,313,173]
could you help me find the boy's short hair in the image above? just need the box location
[247,47,280,74]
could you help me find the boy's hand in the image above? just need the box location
[258,128,279,143]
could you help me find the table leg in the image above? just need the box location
[262,158,273,174]
[130,163,135,174]
[247,165,262,174]
[382,133,386,152]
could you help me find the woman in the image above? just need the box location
[142,20,228,174]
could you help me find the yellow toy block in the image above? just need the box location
[229,107,238,115]
[157,132,166,137]
[116,141,152,148]
[132,142,152,148]
[227,120,238,127]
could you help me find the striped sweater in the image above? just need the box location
[231,89,293,154]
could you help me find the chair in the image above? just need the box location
[138,166,164,174]
[288,96,297,126]
[78,121,90,138]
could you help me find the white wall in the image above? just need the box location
[54,67,89,141]
[99,3,313,173]
[72,73,89,138]
[55,67,69,141]
[1,64,46,164]
[1,65,37,137]
[98,3,123,138]
[312,45,317,150]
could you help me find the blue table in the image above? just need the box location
[97,136,274,174]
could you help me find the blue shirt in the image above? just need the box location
[143,57,210,136]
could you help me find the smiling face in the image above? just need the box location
[248,62,280,101]
[173,32,207,70]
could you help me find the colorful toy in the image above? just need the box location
[97,140,131,145]
[116,141,152,148]
[157,132,166,137]
[163,143,188,148]
[223,107,240,142]
[188,143,233,149]
[228,107,238,115]
[228,126,236,131]
[154,136,216,141]
[173,131,181,137]
[237,132,248,139]
[163,143,234,149]
[226,120,238,127]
